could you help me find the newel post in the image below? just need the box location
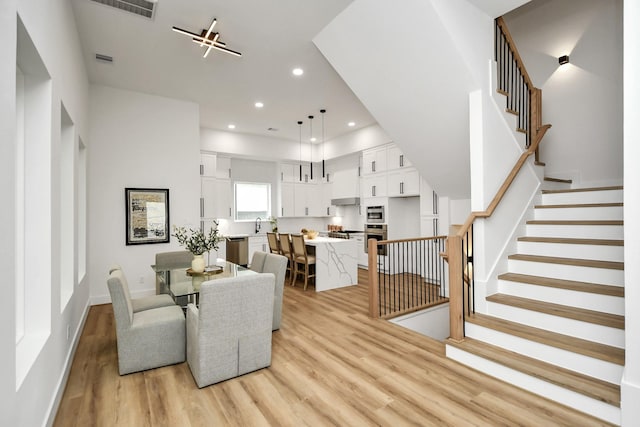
[448,235,464,342]
[368,239,379,318]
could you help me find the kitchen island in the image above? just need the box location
[304,236,358,291]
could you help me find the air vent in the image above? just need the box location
[95,53,113,63]
[267,127,279,132]
[89,0,157,20]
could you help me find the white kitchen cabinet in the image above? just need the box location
[387,168,420,197]
[201,177,232,219]
[214,179,232,219]
[294,183,322,216]
[352,233,368,268]
[361,174,387,198]
[321,183,336,216]
[362,146,387,175]
[281,182,295,217]
[419,177,439,215]
[248,235,268,265]
[420,216,440,237]
[200,153,217,177]
[280,163,296,182]
[386,145,412,170]
[216,156,231,179]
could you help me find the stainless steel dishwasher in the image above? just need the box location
[226,236,248,266]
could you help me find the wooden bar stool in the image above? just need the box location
[278,233,295,286]
[266,232,282,254]
[290,234,316,290]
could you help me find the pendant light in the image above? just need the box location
[298,120,303,181]
[308,115,314,180]
[320,109,326,178]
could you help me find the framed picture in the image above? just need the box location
[125,188,170,245]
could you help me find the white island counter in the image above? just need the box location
[305,237,358,291]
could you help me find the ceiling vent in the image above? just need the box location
[95,53,113,63]
[89,0,157,20]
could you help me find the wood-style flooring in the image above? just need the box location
[54,269,612,426]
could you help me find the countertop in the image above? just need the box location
[304,236,357,245]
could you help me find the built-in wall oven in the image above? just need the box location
[364,224,388,255]
[366,205,385,223]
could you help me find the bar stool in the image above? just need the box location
[290,234,316,290]
[266,232,281,254]
[278,233,295,286]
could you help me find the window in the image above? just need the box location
[235,182,271,221]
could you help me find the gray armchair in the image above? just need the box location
[108,264,175,312]
[186,273,275,388]
[107,270,185,375]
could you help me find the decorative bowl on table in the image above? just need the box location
[305,230,319,239]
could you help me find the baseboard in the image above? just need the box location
[44,299,91,427]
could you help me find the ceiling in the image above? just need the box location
[70,0,377,143]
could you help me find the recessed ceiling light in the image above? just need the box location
[348,121,356,127]
[254,102,264,108]
[227,124,236,129]
[292,68,304,76]
[310,137,317,142]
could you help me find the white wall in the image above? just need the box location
[622,0,640,423]
[88,86,200,304]
[504,0,623,187]
[0,0,91,425]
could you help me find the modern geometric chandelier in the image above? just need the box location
[172,18,242,58]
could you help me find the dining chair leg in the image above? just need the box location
[291,262,298,287]
[303,264,309,291]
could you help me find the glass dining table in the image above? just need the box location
[151,259,256,308]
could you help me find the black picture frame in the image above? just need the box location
[125,188,170,245]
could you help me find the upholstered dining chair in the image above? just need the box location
[107,269,185,375]
[107,265,175,312]
[250,251,268,272]
[290,234,316,291]
[186,273,275,388]
[277,233,295,285]
[154,250,193,294]
[266,232,281,254]
[262,252,288,331]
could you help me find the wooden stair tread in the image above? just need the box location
[541,186,623,194]
[505,108,518,115]
[544,177,573,184]
[517,236,623,246]
[467,313,625,365]
[527,219,623,226]
[516,128,526,134]
[447,337,620,406]
[486,293,624,329]
[534,202,623,209]
[498,272,624,297]
[508,253,624,270]
[534,161,546,166]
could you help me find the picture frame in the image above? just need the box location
[125,188,170,245]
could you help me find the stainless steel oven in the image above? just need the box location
[366,205,385,223]
[364,224,388,255]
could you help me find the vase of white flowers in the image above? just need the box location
[172,223,222,273]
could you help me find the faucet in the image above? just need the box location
[255,217,262,233]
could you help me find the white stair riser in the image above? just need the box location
[525,224,623,239]
[446,344,621,425]
[508,259,624,286]
[517,241,624,262]
[486,302,624,347]
[541,180,572,191]
[541,190,623,205]
[534,206,623,221]
[498,280,624,315]
[464,322,623,384]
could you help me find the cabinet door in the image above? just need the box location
[201,153,217,177]
[307,184,323,216]
[331,168,359,199]
[362,147,387,175]
[420,177,439,215]
[201,177,217,218]
[216,156,231,179]
[387,146,412,169]
[214,179,232,219]
[388,169,420,197]
[280,164,296,183]
[361,174,387,198]
[321,183,335,216]
[281,182,295,217]
[294,183,309,216]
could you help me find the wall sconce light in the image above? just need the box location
[558,55,570,65]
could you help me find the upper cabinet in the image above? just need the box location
[386,145,412,169]
[362,145,388,175]
[200,153,217,177]
[216,156,232,179]
[387,168,420,197]
[280,163,296,183]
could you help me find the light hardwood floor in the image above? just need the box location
[54,269,612,426]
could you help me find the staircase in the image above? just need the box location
[446,186,625,425]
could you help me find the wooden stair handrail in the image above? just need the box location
[496,17,535,92]
[456,124,551,238]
